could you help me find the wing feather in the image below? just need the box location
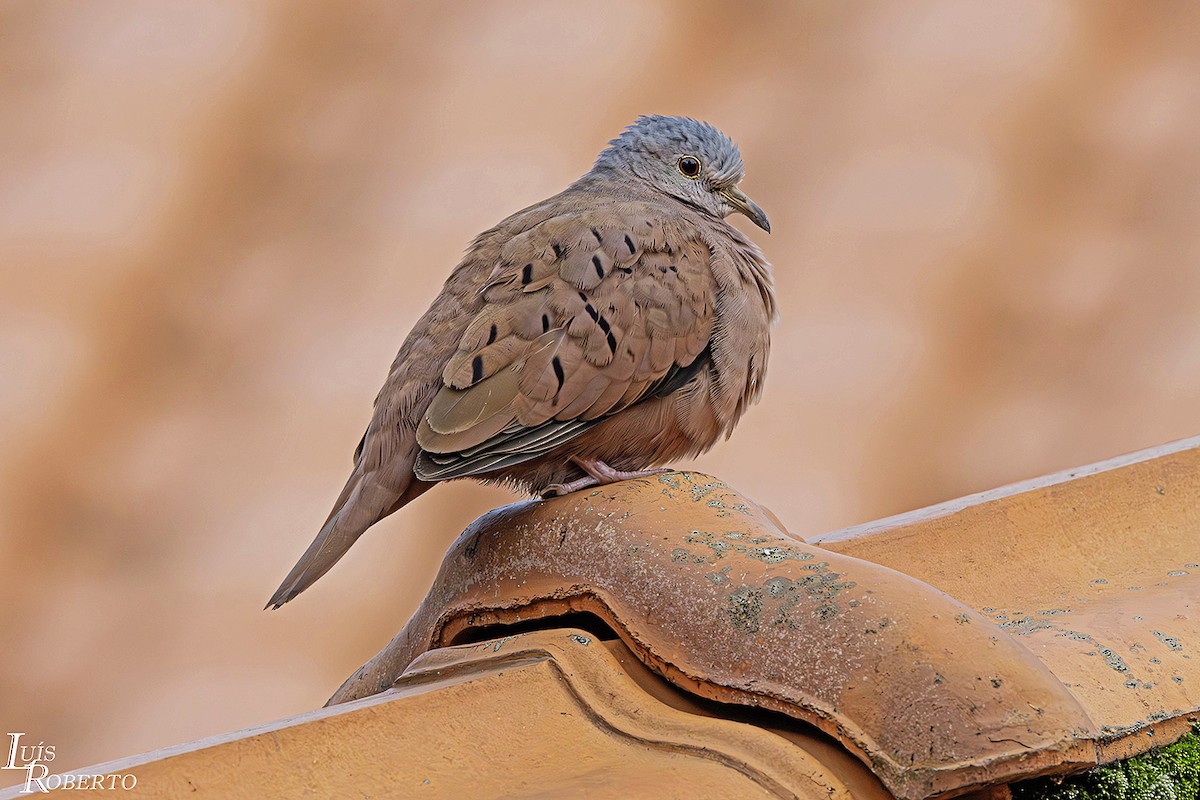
[414,206,716,481]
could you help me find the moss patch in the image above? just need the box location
[1012,726,1200,799]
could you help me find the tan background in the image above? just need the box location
[2,0,1199,775]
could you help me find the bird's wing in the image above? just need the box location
[414,206,716,480]
[265,216,520,609]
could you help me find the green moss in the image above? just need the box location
[1012,726,1200,800]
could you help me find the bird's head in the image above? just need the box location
[591,115,770,233]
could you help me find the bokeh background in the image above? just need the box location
[3,0,1200,774]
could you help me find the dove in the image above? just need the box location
[267,115,775,609]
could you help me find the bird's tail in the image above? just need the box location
[266,470,431,609]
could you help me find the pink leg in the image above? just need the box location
[540,457,671,498]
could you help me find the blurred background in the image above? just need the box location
[3,0,1200,774]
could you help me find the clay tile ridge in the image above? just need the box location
[331,435,1200,800]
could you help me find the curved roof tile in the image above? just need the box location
[333,462,1176,798]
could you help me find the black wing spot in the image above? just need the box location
[471,355,484,385]
[541,313,551,333]
[521,263,533,285]
[486,324,497,345]
[551,242,563,259]
[583,303,599,322]
[552,356,565,395]
[591,227,603,243]
[592,255,604,279]
[594,314,615,354]
[624,235,636,255]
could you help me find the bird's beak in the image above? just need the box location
[720,186,771,233]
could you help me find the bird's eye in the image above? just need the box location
[677,156,702,178]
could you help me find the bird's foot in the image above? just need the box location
[540,458,671,498]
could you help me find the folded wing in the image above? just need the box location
[415,207,715,480]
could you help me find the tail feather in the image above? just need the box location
[266,472,430,609]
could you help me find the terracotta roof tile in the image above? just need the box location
[814,435,1200,764]
[8,629,879,799]
[332,437,1200,798]
[15,438,1197,798]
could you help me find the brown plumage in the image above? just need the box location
[267,115,776,609]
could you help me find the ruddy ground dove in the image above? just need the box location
[268,115,776,608]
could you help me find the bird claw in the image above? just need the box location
[539,461,672,498]
[540,478,597,498]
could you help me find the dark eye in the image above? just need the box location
[677,156,701,178]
